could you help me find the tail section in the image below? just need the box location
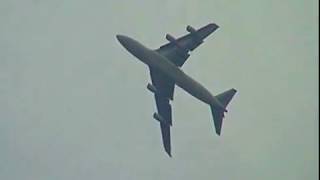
[216,88,237,108]
[210,88,237,135]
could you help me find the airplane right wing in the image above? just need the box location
[154,95,172,157]
[149,67,174,157]
[156,23,219,67]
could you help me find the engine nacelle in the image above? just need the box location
[147,83,157,94]
[186,25,196,33]
[186,25,203,44]
[166,34,178,44]
[153,113,166,124]
[166,34,189,57]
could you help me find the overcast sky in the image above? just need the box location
[0,0,318,179]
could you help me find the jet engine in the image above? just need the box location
[186,25,203,44]
[153,113,166,124]
[147,83,157,94]
[166,34,180,47]
[165,34,189,59]
[186,25,196,33]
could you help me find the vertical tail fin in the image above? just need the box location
[211,88,237,135]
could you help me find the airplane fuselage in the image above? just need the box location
[116,35,225,111]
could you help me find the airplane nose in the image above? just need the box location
[116,34,134,50]
[116,34,145,59]
[116,34,122,41]
[116,35,127,45]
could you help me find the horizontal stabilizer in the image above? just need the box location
[211,88,237,135]
[215,88,237,108]
[211,107,224,135]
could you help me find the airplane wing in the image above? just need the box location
[149,67,173,157]
[148,23,219,156]
[156,23,219,67]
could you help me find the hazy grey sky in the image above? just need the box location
[0,0,318,179]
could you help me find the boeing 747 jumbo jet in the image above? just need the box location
[116,23,237,157]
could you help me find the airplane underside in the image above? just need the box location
[117,23,237,157]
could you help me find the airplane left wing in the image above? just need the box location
[150,68,175,101]
[156,23,219,67]
[155,95,172,157]
[149,67,174,157]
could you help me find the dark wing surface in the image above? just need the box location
[156,23,219,67]
[150,67,174,157]
[149,23,219,156]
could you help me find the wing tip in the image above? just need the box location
[216,128,222,136]
[164,142,172,157]
[165,150,172,157]
[216,132,221,136]
[207,23,219,30]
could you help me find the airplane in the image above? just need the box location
[116,23,237,157]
